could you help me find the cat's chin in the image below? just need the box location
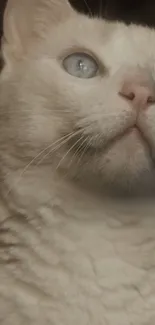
[67,128,155,197]
[97,129,155,196]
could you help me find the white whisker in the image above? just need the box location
[36,128,83,166]
[68,136,88,168]
[76,136,91,166]
[4,131,77,198]
[4,127,90,198]
[56,135,84,170]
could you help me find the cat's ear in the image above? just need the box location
[3,0,74,60]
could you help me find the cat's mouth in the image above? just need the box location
[107,124,155,162]
[104,125,151,153]
[70,124,155,163]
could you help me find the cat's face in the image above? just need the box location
[1,0,155,195]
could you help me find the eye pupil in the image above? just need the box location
[63,53,98,79]
[78,60,87,71]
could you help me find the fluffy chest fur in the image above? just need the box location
[1,174,155,325]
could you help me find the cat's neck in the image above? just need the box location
[1,158,155,226]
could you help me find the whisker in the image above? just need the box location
[4,131,78,198]
[76,136,91,166]
[4,127,90,198]
[36,128,83,166]
[68,135,88,168]
[56,135,84,170]
[83,0,93,17]
[99,0,103,18]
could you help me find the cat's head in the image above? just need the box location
[1,0,155,195]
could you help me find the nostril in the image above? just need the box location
[126,92,135,100]
[119,88,155,106]
[119,74,155,108]
[119,91,135,101]
[147,95,155,104]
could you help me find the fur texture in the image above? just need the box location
[1,1,155,324]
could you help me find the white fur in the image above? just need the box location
[1,0,155,324]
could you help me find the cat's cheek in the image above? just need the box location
[99,129,152,183]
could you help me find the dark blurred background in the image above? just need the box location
[1,0,155,41]
[70,0,155,26]
[0,0,6,40]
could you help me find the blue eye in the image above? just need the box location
[63,52,98,79]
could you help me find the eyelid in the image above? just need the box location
[60,47,97,61]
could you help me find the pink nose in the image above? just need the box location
[119,76,155,109]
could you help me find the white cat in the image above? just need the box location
[0,0,155,324]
